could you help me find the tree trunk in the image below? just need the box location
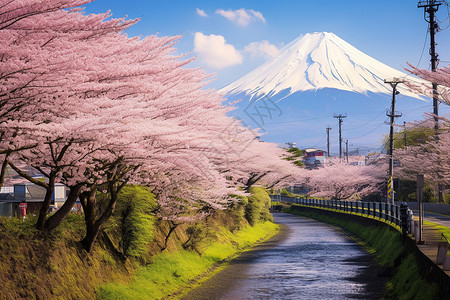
[438,184,444,203]
[44,184,83,231]
[81,221,101,253]
[36,173,56,230]
[79,181,124,252]
[161,221,178,251]
[80,188,98,252]
[245,172,267,192]
[0,152,10,189]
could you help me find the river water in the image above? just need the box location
[182,213,386,300]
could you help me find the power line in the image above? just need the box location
[347,119,388,139]
[436,0,450,29]
[345,110,387,131]
[312,134,326,148]
[264,115,332,125]
[416,28,429,67]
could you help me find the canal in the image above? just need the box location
[182,213,387,299]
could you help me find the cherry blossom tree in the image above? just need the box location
[396,115,450,199]
[0,0,91,30]
[2,1,305,252]
[304,156,387,200]
[404,60,450,201]
[0,1,140,186]
[406,63,450,105]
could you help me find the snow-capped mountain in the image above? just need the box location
[221,32,423,100]
[219,32,440,153]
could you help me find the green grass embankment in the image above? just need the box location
[284,206,440,300]
[0,185,278,299]
[0,186,278,300]
[0,214,132,300]
[97,221,279,300]
[424,220,450,242]
[97,186,278,299]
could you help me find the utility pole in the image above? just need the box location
[385,79,403,204]
[333,114,347,159]
[418,0,443,135]
[404,121,407,149]
[418,1,445,203]
[344,139,349,163]
[326,126,332,157]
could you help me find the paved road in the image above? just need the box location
[412,210,450,228]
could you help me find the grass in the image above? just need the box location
[386,254,439,300]
[0,214,131,300]
[97,221,279,300]
[424,220,450,242]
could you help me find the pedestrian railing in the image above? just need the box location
[271,195,402,227]
[436,233,450,270]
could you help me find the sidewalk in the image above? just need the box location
[414,214,450,277]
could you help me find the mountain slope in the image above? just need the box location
[220,32,424,100]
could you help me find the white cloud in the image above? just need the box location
[194,32,243,69]
[215,8,265,26]
[196,8,208,17]
[244,41,279,59]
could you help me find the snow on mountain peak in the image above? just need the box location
[220,32,424,99]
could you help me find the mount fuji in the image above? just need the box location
[221,32,423,100]
[220,32,438,153]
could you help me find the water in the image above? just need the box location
[221,213,368,299]
[183,213,383,300]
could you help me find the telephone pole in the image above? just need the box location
[419,0,444,202]
[326,126,332,157]
[385,79,403,204]
[333,114,347,159]
[418,0,443,134]
[344,139,349,163]
[404,121,407,149]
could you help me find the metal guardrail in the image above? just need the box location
[441,233,450,250]
[271,195,402,226]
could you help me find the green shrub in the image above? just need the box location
[228,195,248,231]
[445,194,450,204]
[104,185,157,259]
[387,254,439,299]
[408,186,435,202]
[183,222,208,254]
[245,187,272,226]
[97,221,279,300]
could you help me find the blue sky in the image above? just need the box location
[84,0,450,89]
[83,1,450,152]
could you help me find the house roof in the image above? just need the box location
[303,148,327,153]
[2,165,44,187]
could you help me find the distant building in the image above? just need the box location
[289,185,310,195]
[0,165,67,217]
[350,160,365,166]
[286,142,297,148]
[303,148,327,166]
[365,152,387,166]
